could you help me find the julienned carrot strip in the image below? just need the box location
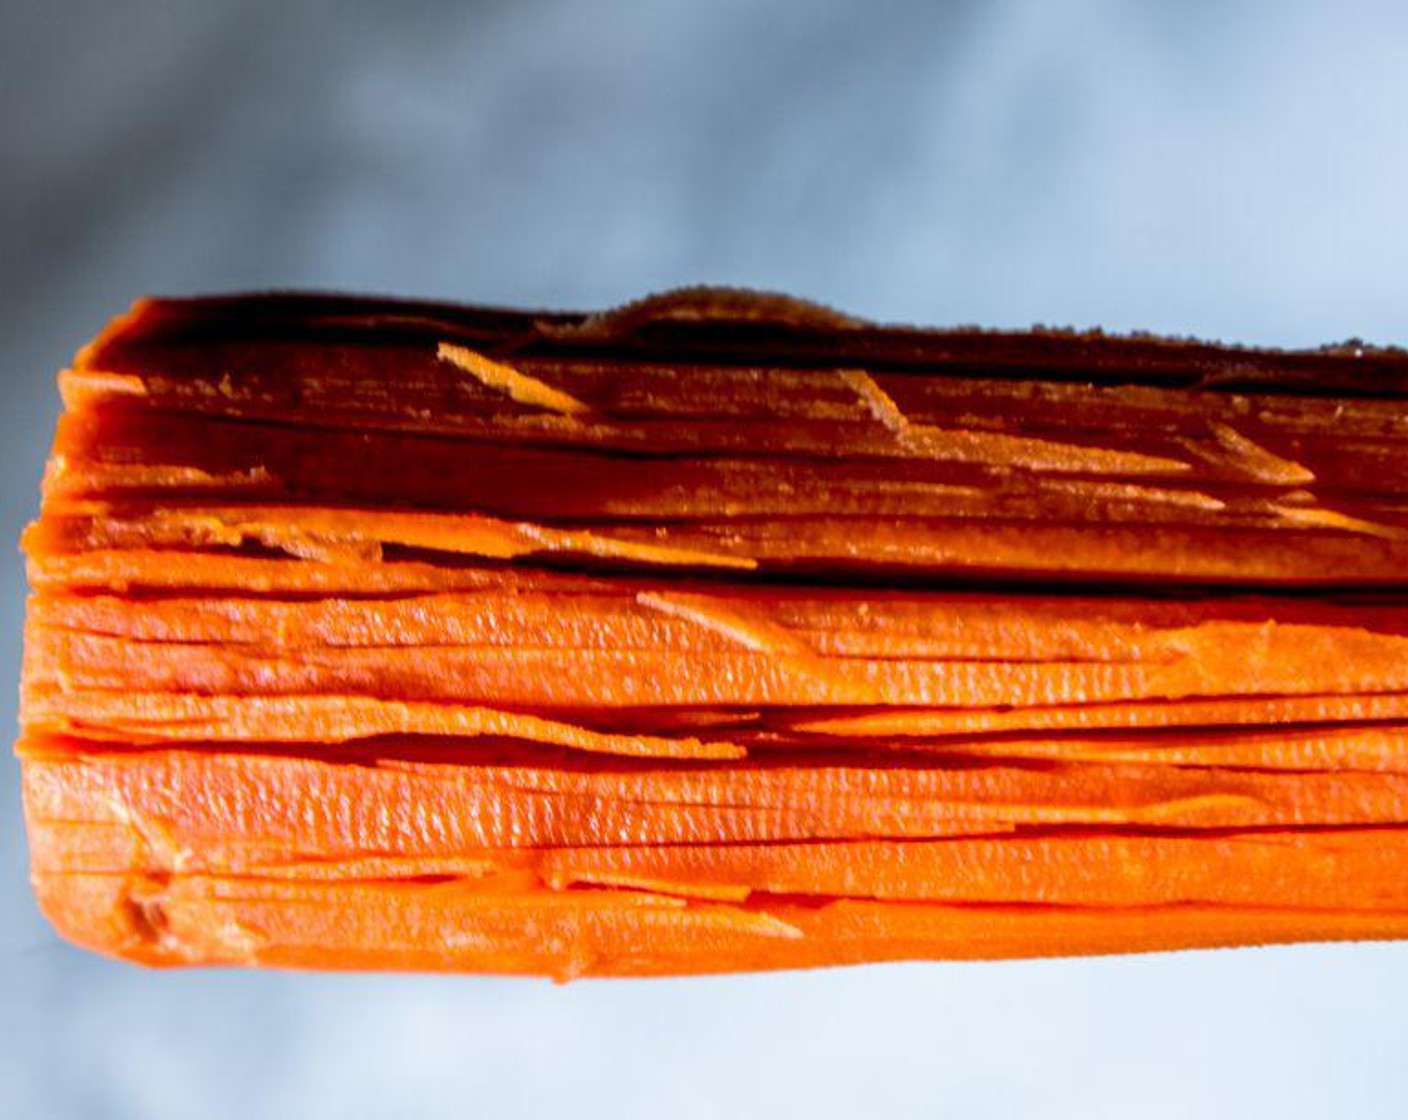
[30,799,1408,911]
[901,726,1408,773]
[22,745,1408,860]
[62,343,1400,492]
[19,627,1172,709]
[788,695,1408,738]
[33,872,1408,977]
[534,831,1408,910]
[26,823,526,886]
[29,620,1408,711]
[29,586,1408,721]
[33,589,775,652]
[34,497,759,573]
[18,744,1023,852]
[46,402,1408,537]
[32,498,1408,591]
[35,514,1408,587]
[26,570,1408,736]
[33,581,1408,658]
[52,344,1408,498]
[21,689,744,760]
[25,548,534,596]
[61,368,1210,472]
[22,289,1408,975]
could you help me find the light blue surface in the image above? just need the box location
[4,3,1408,1117]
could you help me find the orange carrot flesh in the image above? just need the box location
[19,288,1408,975]
[22,742,1408,910]
[28,738,1408,852]
[33,872,1408,978]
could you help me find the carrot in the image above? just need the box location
[786,695,1408,739]
[46,404,1408,540]
[20,288,1408,975]
[876,726,1408,773]
[20,742,1029,862]
[26,547,536,596]
[33,872,1408,977]
[22,689,747,760]
[58,308,1408,494]
[28,619,1408,713]
[531,831,1408,910]
[22,742,1408,859]
[35,576,1408,655]
[29,772,1408,911]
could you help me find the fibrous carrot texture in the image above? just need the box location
[20,287,1408,977]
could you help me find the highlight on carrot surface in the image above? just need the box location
[18,287,1408,977]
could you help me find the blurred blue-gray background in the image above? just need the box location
[4,2,1408,1117]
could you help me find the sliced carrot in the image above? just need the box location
[23,743,1408,867]
[789,694,1408,738]
[44,821,1408,913]
[22,289,1408,975]
[29,615,1408,712]
[20,688,744,761]
[33,871,1408,976]
[535,831,1408,910]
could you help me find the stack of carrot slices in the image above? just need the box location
[20,288,1408,977]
